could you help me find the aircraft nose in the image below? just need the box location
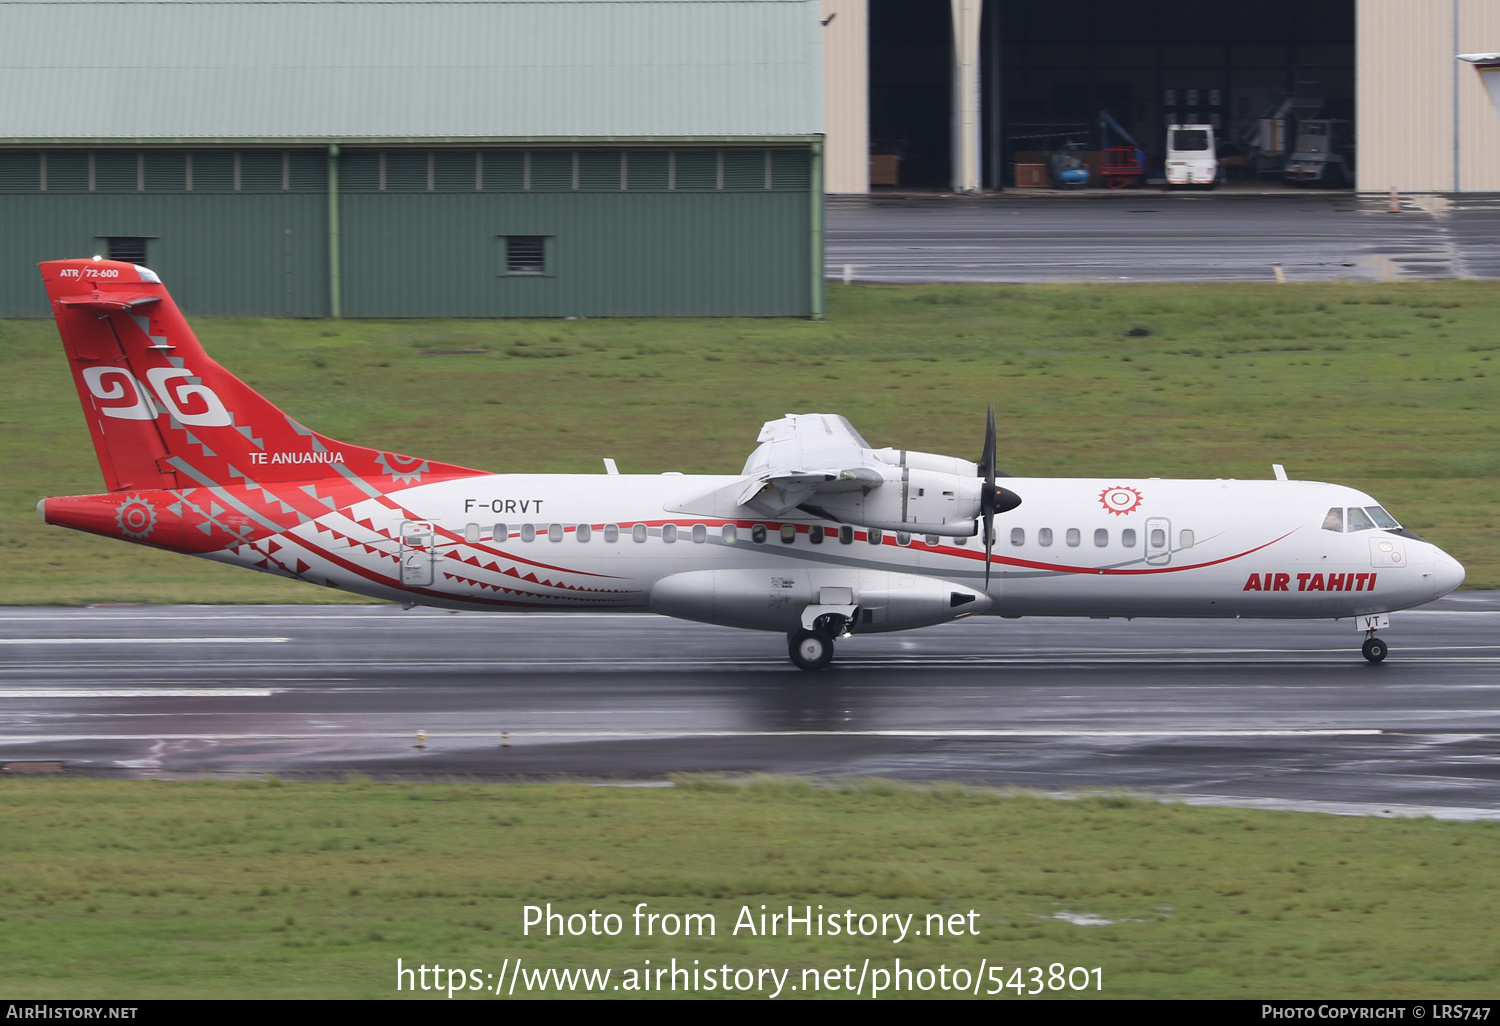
[1431,549,1466,598]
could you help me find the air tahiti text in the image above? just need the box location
[248,452,345,466]
[1243,573,1378,592]
[465,498,545,514]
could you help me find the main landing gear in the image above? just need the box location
[788,629,834,671]
[1361,634,1389,664]
[788,613,850,671]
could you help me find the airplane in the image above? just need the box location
[37,257,1466,669]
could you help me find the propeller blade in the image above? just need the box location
[984,515,994,589]
[979,404,996,482]
[981,405,996,589]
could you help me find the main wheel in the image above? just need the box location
[1362,636,1389,663]
[788,629,834,671]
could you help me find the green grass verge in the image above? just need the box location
[0,778,1496,999]
[3,281,1496,602]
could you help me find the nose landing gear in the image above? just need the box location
[1356,613,1391,663]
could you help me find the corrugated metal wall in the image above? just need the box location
[1357,0,1500,192]
[821,0,869,193]
[1455,0,1500,193]
[0,146,814,317]
[0,193,330,317]
[0,0,824,140]
[340,191,809,317]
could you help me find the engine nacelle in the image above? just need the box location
[806,467,982,537]
[868,448,978,479]
[649,568,991,634]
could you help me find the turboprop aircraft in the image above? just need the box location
[37,258,1466,669]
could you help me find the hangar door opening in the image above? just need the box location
[866,0,1355,191]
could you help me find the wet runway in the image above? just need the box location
[4,595,1500,816]
[826,193,1500,284]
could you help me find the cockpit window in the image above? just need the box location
[1365,506,1400,529]
[1321,508,1343,532]
[1346,507,1376,532]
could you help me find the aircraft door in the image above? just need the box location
[1144,517,1172,565]
[400,520,435,587]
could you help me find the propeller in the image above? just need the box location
[977,405,1021,588]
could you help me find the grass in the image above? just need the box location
[2,280,1497,602]
[0,777,1496,999]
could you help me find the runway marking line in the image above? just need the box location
[0,637,290,645]
[0,689,277,698]
[0,728,1386,742]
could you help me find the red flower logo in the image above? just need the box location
[115,494,158,539]
[1099,486,1142,516]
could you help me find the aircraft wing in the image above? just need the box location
[737,413,890,515]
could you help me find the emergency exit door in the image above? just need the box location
[1144,517,1172,565]
[400,520,435,586]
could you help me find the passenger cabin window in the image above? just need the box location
[1121,528,1137,547]
[1322,507,1344,532]
[521,524,536,542]
[465,523,480,543]
[692,524,707,543]
[548,523,563,542]
[632,524,647,543]
[494,523,509,541]
[1066,528,1081,547]
[722,524,738,544]
[925,534,940,546]
[1180,529,1194,549]
[752,525,767,544]
[1346,507,1376,532]
[867,528,883,545]
[604,524,619,542]
[1038,528,1053,547]
[576,523,591,542]
[839,526,854,544]
[780,525,796,544]
[1150,528,1166,548]
[896,532,911,546]
[809,526,824,545]
[662,524,677,543]
[1011,528,1024,546]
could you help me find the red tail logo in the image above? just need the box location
[39,258,481,553]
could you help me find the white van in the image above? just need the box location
[1165,124,1218,188]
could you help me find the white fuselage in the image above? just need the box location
[206,472,1464,627]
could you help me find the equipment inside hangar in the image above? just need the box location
[866,0,1355,189]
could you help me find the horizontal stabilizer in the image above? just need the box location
[57,293,161,312]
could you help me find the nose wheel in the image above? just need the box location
[1361,634,1389,663]
[788,629,835,671]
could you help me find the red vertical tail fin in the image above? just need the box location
[41,258,479,494]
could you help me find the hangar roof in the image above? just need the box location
[0,0,823,142]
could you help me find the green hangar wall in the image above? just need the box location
[0,145,817,318]
[0,0,827,318]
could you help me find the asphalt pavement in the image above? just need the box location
[3,596,1500,818]
[826,192,1500,284]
